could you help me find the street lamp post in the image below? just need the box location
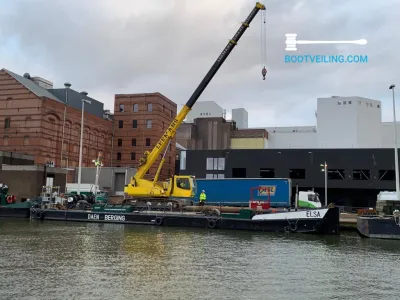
[92,152,103,203]
[320,162,328,206]
[77,96,91,195]
[390,84,399,199]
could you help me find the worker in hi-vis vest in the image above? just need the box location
[199,190,206,206]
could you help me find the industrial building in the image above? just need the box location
[232,108,248,129]
[264,96,393,149]
[178,96,398,150]
[177,95,400,206]
[185,101,249,129]
[0,151,67,200]
[185,101,224,123]
[176,117,267,150]
[179,148,400,206]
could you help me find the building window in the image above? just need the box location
[206,174,224,179]
[132,138,136,146]
[260,168,275,178]
[169,143,172,151]
[146,138,151,147]
[289,169,306,179]
[327,169,345,180]
[343,101,347,105]
[337,101,342,105]
[117,152,121,161]
[348,101,352,104]
[163,105,165,112]
[180,151,186,170]
[162,122,164,130]
[131,152,136,160]
[146,120,152,128]
[377,104,380,108]
[117,139,122,146]
[353,169,370,180]
[133,104,138,112]
[132,120,138,128]
[379,170,395,180]
[147,103,152,111]
[3,136,9,146]
[168,156,171,164]
[206,157,225,171]
[170,110,173,118]
[4,117,10,129]
[118,120,123,128]
[119,104,124,112]
[232,168,246,178]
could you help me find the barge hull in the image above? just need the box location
[357,216,400,240]
[0,207,30,218]
[31,207,340,235]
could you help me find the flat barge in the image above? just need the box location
[28,205,341,235]
[357,214,400,240]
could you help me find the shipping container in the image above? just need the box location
[195,178,292,207]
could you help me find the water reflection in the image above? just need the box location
[0,219,399,300]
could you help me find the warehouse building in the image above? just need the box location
[264,96,394,149]
[179,148,399,207]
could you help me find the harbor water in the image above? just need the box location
[0,219,399,300]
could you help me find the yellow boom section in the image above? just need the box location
[134,105,191,179]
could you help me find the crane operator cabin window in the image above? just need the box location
[176,178,190,190]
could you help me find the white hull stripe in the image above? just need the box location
[252,208,329,221]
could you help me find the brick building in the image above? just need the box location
[0,68,179,182]
[0,68,113,168]
[113,93,177,180]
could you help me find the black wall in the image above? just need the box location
[181,148,400,207]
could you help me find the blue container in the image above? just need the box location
[195,178,292,207]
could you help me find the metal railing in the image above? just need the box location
[337,206,375,214]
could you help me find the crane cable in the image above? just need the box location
[260,10,267,80]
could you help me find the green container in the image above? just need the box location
[92,203,107,211]
[103,204,133,213]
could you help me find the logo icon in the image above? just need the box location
[285,33,367,51]
[258,185,276,196]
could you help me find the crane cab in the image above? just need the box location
[165,175,197,198]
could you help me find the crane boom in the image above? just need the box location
[134,2,266,180]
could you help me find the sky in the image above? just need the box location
[0,0,399,127]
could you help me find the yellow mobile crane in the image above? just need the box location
[124,2,266,208]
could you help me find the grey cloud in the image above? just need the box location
[0,0,399,127]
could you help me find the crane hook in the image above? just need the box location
[261,67,267,80]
